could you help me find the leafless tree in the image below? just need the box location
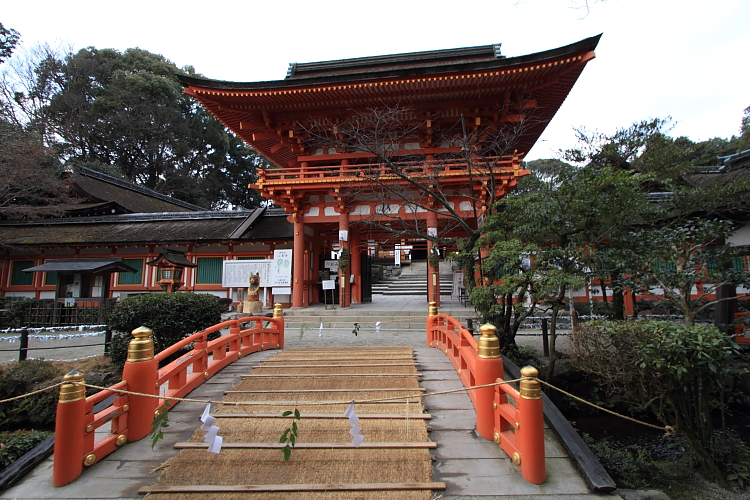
[297,102,538,253]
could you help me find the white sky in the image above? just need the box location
[4,0,749,161]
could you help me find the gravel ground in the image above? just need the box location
[0,329,109,363]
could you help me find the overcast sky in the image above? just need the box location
[4,0,748,161]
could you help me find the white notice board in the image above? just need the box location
[222,260,272,288]
[271,249,292,287]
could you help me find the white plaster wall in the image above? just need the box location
[728,224,750,246]
[305,207,320,216]
[376,204,401,215]
[194,290,227,299]
[324,206,340,216]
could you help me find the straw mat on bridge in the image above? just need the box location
[142,347,442,500]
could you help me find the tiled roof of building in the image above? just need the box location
[0,208,292,248]
[179,35,601,90]
[70,166,207,213]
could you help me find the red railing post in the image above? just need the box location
[426,301,438,347]
[517,366,546,484]
[53,370,87,486]
[475,324,504,440]
[273,303,285,349]
[229,320,241,352]
[121,326,158,442]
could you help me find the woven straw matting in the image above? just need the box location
[143,347,438,500]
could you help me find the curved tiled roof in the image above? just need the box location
[0,209,293,248]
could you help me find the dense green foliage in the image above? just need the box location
[1,41,267,211]
[570,320,746,487]
[582,433,657,489]
[107,293,222,366]
[0,360,60,430]
[472,162,647,376]
[465,112,750,374]
[0,430,52,472]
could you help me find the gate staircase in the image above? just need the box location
[372,260,454,296]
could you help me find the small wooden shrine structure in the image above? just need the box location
[179,35,600,308]
[23,258,137,323]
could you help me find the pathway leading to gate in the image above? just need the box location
[1,296,613,500]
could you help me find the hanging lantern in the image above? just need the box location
[146,249,197,293]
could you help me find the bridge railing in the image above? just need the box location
[52,304,285,487]
[426,302,545,484]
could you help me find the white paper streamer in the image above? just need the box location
[0,331,106,342]
[200,404,222,454]
[344,402,365,447]
[375,322,381,333]
[1,324,106,334]
[319,322,323,337]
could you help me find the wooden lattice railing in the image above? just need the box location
[426,304,545,484]
[52,306,285,487]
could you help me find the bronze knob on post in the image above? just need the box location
[477,324,500,359]
[127,326,154,362]
[519,366,542,399]
[427,301,438,317]
[59,370,86,403]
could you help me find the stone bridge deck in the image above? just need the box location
[1,296,615,500]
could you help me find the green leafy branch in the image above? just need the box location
[299,322,309,339]
[279,408,301,460]
[150,401,171,449]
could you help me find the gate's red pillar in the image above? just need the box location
[350,229,361,304]
[339,212,350,308]
[292,215,305,308]
[311,226,321,304]
[427,211,440,307]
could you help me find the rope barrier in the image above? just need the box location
[0,363,674,436]
[0,382,64,404]
[538,379,675,435]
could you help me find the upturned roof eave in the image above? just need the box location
[178,34,601,91]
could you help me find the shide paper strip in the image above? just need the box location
[344,402,365,447]
[200,404,222,453]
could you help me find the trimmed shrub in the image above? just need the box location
[0,360,60,430]
[107,293,221,366]
[570,319,744,487]
[0,431,53,472]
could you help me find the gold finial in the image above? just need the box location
[273,303,283,318]
[519,366,541,400]
[59,370,85,403]
[427,302,438,317]
[127,326,154,362]
[477,324,500,359]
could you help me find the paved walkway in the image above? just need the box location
[1,295,608,499]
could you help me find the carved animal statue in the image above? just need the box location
[247,273,260,301]
[243,273,262,314]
